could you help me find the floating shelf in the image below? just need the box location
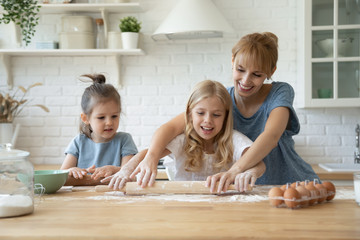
[38,3,143,13]
[0,49,145,88]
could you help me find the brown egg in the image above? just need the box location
[290,182,298,189]
[283,188,301,209]
[314,183,327,203]
[268,187,284,207]
[322,181,336,201]
[280,183,292,191]
[296,185,311,206]
[304,181,319,205]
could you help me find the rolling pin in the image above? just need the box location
[95,181,252,195]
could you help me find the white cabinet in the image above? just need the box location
[0,3,145,88]
[297,0,360,107]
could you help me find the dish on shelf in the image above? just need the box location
[316,38,354,57]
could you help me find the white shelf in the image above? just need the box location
[0,49,145,56]
[39,3,142,13]
[1,2,144,89]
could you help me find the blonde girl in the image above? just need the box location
[61,73,138,185]
[103,80,265,191]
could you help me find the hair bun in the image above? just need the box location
[93,74,106,84]
[81,74,106,84]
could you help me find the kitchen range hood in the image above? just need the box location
[152,0,234,41]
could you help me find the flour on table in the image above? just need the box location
[86,190,268,203]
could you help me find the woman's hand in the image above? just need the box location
[68,167,88,179]
[206,161,266,193]
[90,165,120,181]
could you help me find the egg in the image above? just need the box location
[322,181,336,201]
[290,182,298,189]
[283,188,301,208]
[296,185,311,206]
[268,187,284,207]
[304,182,319,205]
[314,183,327,203]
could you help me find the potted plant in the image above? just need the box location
[0,0,41,47]
[119,16,141,49]
[0,83,49,146]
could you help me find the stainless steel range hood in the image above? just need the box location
[152,0,234,41]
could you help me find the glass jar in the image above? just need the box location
[0,144,34,218]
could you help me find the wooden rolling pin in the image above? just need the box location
[95,181,252,195]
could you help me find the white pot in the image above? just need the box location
[121,32,139,49]
[0,123,20,147]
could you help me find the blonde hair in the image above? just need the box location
[232,32,278,78]
[184,80,234,172]
[79,73,121,139]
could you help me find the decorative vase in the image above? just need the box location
[121,32,139,49]
[0,123,20,147]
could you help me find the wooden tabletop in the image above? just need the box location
[1,185,359,239]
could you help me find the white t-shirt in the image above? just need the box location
[163,130,253,181]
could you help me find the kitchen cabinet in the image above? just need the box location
[0,3,145,88]
[297,0,360,107]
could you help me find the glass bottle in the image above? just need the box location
[0,144,34,218]
[95,18,105,49]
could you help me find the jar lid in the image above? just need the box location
[0,144,29,160]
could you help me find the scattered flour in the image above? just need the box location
[333,188,355,200]
[86,190,269,203]
[0,194,33,217]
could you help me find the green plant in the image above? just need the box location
[119,16,141,33]
[0,83,49,123]
[0,0,41,46]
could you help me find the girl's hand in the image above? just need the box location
[101,163,137,190]
[206,170,237,194]
[91,165,120,180]
[130,157,158,188]
[68,167,88,179]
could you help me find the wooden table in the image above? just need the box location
[1,185,359,239]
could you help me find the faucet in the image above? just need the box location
[355,124,360,164]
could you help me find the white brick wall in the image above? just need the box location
[1,0,359,166]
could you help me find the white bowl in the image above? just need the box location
[59,32,95,49]
[61,16,93,33]
[316,38,353,57]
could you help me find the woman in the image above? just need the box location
[104,32,318,193]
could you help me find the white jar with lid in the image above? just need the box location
[0,144,34,218]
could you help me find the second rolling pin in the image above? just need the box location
[95,181,252,195]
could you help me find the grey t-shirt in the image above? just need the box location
[65,132,138,168]
[228,82,319,185]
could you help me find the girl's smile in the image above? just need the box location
[191,96,226,149]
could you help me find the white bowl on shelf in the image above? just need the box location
[316,38,353,57]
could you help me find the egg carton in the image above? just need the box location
[269,190,335,209]
[268,179,336,209]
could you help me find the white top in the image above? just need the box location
[163,130,253,181]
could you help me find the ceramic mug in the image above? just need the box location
[107,32,122,49]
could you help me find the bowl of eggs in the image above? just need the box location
[268,179,336,209]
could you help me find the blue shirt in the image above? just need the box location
[65,132,138,169]
[228,82,319,185]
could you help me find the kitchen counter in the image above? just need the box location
[0,185,359,239]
